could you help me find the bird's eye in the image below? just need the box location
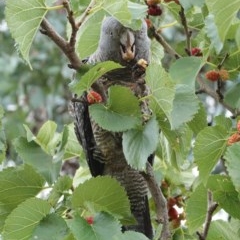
[120,43,126,53]
[110,31,113,36]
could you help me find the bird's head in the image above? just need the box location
[119,29,136,62]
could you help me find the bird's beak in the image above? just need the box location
[120,43,135,62]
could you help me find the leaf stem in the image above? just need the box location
[46,5,64,11]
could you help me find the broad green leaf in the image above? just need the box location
[179,0,205,10]
[204,14,223,53]
[69,61,123,96]
[205,0,240,43]
[207,220,240,240]
[31,213,70,240]
[72,176,132,222]
[89,86,142,132]
[77,10,105,59]
[127,1,148,20]
[95,0,132,27]
[194,125,228,183]
[2,198,51,240]
[108,86,141,116]
[36,120,58,153]
[0,165,45,231]
[14,137,61,184]
[89,104,141,132]
[64,124,83,160]
[214,115,232,131]
[186,184,207,234]
[5,0,48,68]
[169,57,203,88]
[170,84,200,129]
[207,175,240,219]
[122,116,159,170]
[150,39,164,65]
[146,63,175,122]
[67,212,121,240]
[224,143,240,192]
[187,103,208,135]
[224,82,240,109]
[48,176,72,207]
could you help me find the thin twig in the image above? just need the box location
[179,6,192,55]
[76,0,96,28]
[196,191,218,240]
[63,0,78,47]
[40,19,82,70]
[150,25,181,59]
[141,162,171,240]
[196,75,240,117]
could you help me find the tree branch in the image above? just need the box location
[179,6,192,55]
[149,25,181,59]
[196,191,218,240]
[196,75,240,117]
[40,18,82,70]
[141,162,171,240]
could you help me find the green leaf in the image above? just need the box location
[207,220,240,240]
[69,61,123,96]
[31,213,70,240]
[214,115,232,131]
[14,137,61,184]
[71,176,132,222]
[150,39,164,65]
[179,0,205,10]
[0,165,45,231]
[205,0,240,43]
[77,10,105,59]
[64,124,83,160]
[224,143,240,192]
[5,0,48,68]
[48,176,72,207]
[207,175,240,219]
[170,84,200,129]
[204,14,223,53]
[122,116,159,170]
[36,120,58,153]
[67,212,121,240]
[187,103,208,135]
[169,57,203,88]
[186,184,207,234]
[194,125,228,183]
[95,0,132,26]
[127,1,148,20]
[2,198,51,240]
[224,82,240,109]
[89,86,142,132]
[146,63,175,122]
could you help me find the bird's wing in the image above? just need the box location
[72,93,105,176]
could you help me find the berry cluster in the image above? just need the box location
[191,47,202,57]
[146,0,163,16]
[205,69,229,82]
[85,216,94,225]
[161,180,186,229]
[87,90,103,104]
[167,196,185,229]
[227,120,240,146]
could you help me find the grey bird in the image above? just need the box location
[72,16,153,239]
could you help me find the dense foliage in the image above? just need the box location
[0,0,240,239]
